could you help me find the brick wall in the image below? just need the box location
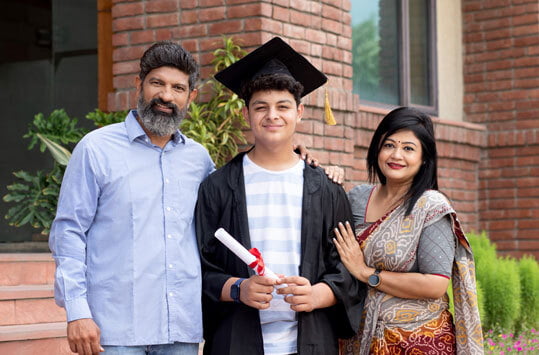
[108,0,355,115]
[108,0,359,197]
[462,0,539,257]
[106,0,535,256]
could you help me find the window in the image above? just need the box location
[351,0,437,113]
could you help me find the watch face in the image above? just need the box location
[368,274,380,287]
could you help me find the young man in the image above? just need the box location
[196,37,365,355]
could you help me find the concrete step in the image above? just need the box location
[0,284,54,300]
[0,321,66,342]
[0,253,55,286]
[0,242,50,253]
[0,337,72,355]
[0,323,204,355]
[0,322,71,354]
[0,254,70,353]
[0,284,65,326]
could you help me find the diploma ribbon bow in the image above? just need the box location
[248,247,266,276]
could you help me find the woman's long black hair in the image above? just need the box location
[366,107,439,216]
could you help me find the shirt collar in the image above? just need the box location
[125,110,186,145]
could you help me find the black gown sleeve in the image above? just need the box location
[319,182,367,337]
[195,176,234,303]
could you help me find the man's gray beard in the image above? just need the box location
[137,95,188,137]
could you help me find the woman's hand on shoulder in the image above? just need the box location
[294,144,319,166]
[333,221,370,282]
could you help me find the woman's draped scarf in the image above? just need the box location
[340,190,483,355]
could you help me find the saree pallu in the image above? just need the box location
[340,190,483,355]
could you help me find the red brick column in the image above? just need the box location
[108,0,357,171]
[462,0,539,257]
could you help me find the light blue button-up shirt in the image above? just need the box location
[49,111,214,345]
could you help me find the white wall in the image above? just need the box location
[437,0,464,121]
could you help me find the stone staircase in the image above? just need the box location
[0,253,71,354]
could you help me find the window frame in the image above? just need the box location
[97,0,113,111]
[355,0,438,115]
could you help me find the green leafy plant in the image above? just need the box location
[475,279,485,326]
[451,232,539,351]
[516,256,539,330]
[181,36,247,168]
[4,109,125,235]
[3,166,64,234]
[3,110,79,235]
[24,109,87,153]
[467,231,497,327]
[466,232,539,332]
[488,257,521,330]
[86,109,128,127]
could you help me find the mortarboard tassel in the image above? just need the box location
[324,88,336,125]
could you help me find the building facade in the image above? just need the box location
[1,0,537,258]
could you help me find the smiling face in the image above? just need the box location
[135,66,197,137]
[243,89,303,148]
[377,129,423,186]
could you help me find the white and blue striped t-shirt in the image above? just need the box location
[243,154,304,355]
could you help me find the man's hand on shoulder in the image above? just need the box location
[323,165,345,185]
[293,144,345,184]
[67,318,104,355]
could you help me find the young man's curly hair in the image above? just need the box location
[240,74,304,106]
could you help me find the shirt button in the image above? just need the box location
[165,178,170,184]
[168,264,173,269]
[166,207,171,211]
[167,234,172,239]
[169,292,174,297]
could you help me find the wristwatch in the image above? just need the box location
[230,278,246,303]
[367,269,382,287]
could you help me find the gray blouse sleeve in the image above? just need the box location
[417,215,455,277]
[347,184,374,227]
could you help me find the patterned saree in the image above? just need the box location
[340,190,483,355]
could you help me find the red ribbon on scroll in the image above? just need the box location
[248,247,266,276]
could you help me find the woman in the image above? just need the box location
[334,107,483,354]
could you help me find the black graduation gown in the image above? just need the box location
[195,152,366,355]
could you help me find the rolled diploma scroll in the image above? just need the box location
[214,227,279,280]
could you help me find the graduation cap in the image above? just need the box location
[214,37,336,125]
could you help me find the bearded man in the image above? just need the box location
[49,42,213,355]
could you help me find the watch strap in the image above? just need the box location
[231,278,246,303]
